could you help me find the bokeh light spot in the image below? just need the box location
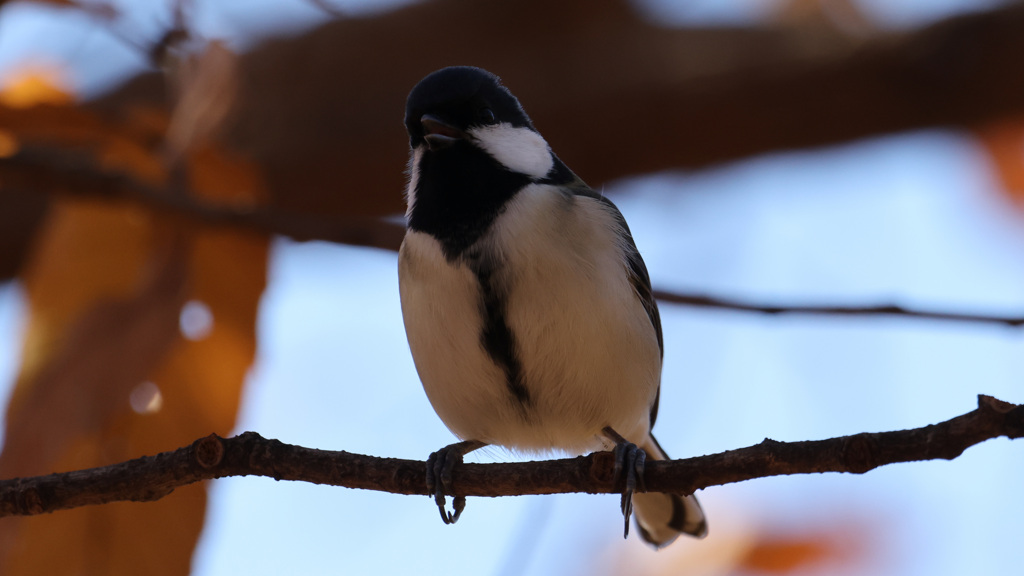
[129,381,163,415]
[180,299,214,341]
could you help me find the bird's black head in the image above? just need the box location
[405,66,534,151]
[403,67,576,258]
[405,66,562,181]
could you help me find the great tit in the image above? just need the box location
[399,66,708,547]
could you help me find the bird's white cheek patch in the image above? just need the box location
[471,123,554,179]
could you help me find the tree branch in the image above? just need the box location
[1,394,1019,518]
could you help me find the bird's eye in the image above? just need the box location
[480,108,496,124]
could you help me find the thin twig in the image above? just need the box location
[652,291,1024,328]
[0,395,1019,518]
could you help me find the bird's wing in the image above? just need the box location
[543,158,665,425]
[572,183,665,428]
[557,177,667,360]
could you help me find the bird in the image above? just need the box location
[398,66,707,547]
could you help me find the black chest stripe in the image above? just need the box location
[471,258,530,409]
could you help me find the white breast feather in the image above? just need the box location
[399,233,511,442]
[399,184,661,455]
[495,186,661,453]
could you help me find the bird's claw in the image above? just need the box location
[425,440,484,525]
[609,432,647,539]
[426,448,459,524]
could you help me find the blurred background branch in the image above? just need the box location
[6,146,1024,326]
[3,0,1024,280]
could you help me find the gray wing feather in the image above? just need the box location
[561,180,665,426]
[561,181,663,357]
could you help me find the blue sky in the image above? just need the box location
[0,1,1022,575]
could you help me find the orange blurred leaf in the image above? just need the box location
[738,534,837,574]
[0,66,74,109]
[0,194,267,574]
[977,116,1024,204]
[187,145,269,207]
[0,130,19,157]
[0,69,168,185]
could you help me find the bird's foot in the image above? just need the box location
[603,427,647,538]
[425,440,486,524]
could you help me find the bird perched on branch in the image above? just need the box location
[398,66,707,547]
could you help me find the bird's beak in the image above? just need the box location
[421,114,467,151]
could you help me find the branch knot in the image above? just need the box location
[193,434,225,469]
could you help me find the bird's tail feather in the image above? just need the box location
[632,434,708,547]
